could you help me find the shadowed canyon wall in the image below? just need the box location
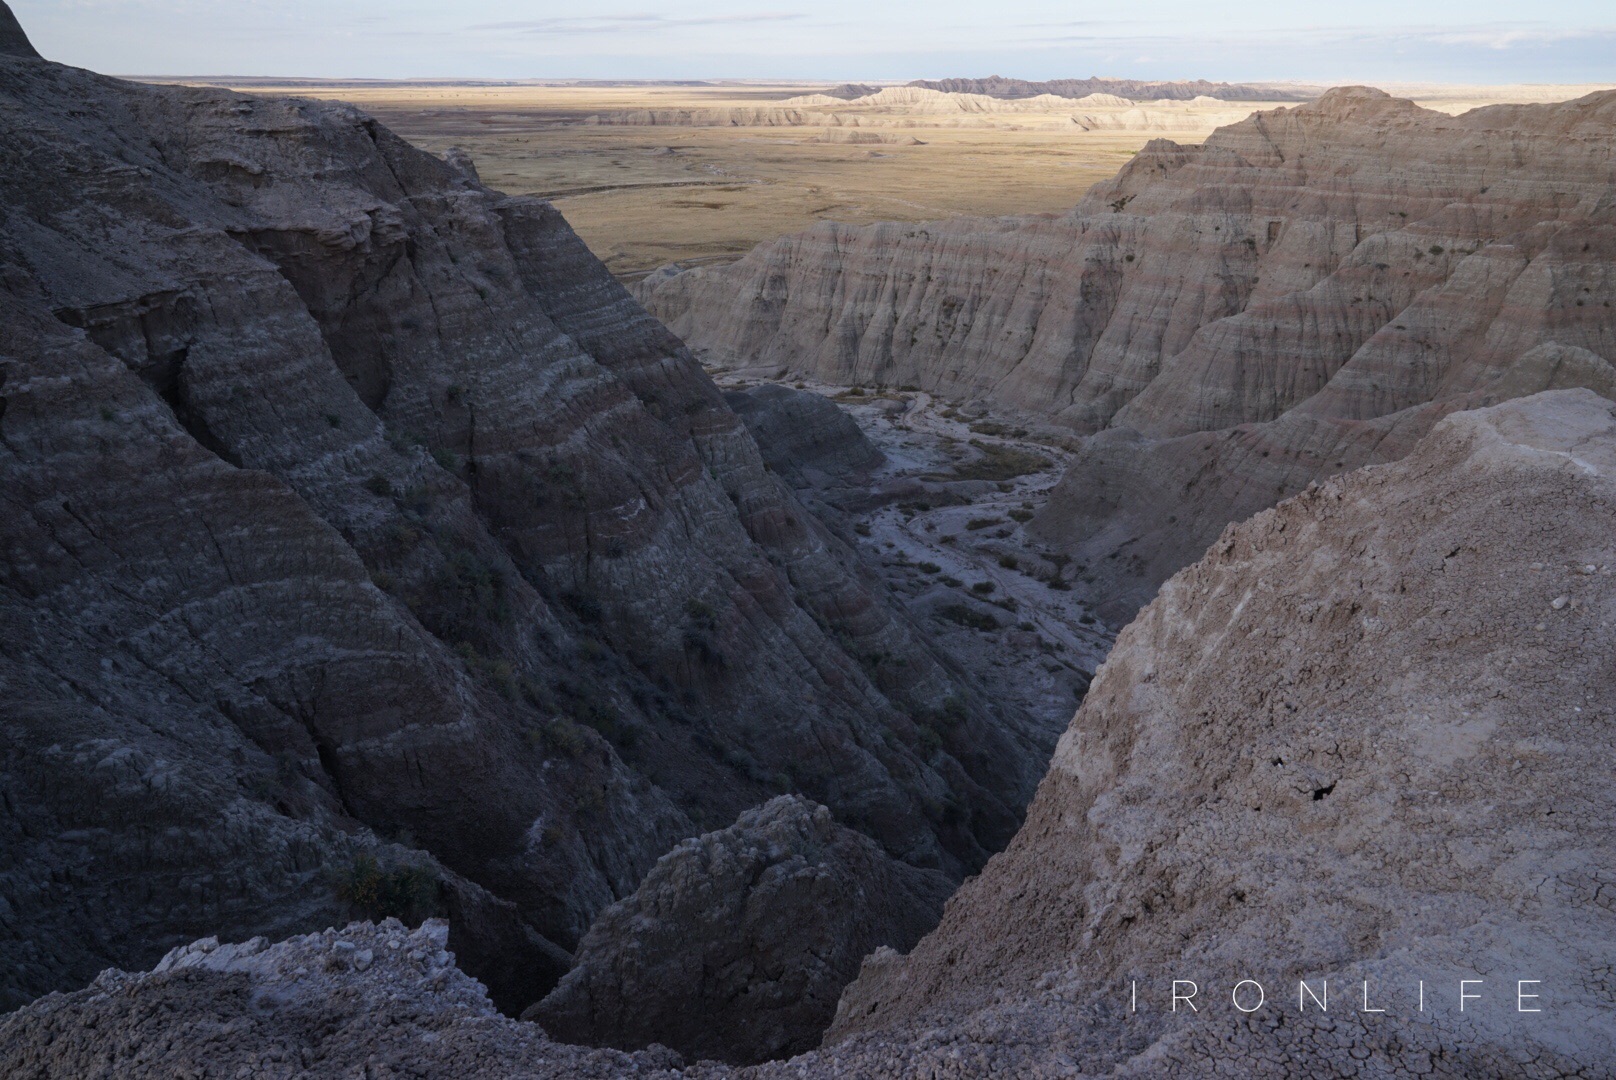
[0,23,1052,1014]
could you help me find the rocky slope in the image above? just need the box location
[0,919,695,1079]
[0,10,1048,1015]
[817,388,1616,1075]
[529,796,952,1065]
[639,86,1616,618]
[7,389,1610,1078]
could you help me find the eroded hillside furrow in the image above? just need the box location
[640,87,1616,620]
[0,29,1054,1022]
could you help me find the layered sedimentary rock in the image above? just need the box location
[529,796,951,1065]
[9,390,1610,1078]
[0,11,1047,1014]
[640,87,1616,618]
[584,87,1257,131]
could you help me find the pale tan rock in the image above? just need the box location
[640,86,1616,619]
[821,389,1616,1076]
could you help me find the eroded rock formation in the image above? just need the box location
[583,87,1257,131]
[0,10,1047,1014]
[722,383,884,490]
[528,796,951,1065]
[820,389,1616,1075]
[640,87,1616,619]
[0,919,692,1078]
[8,390,1611,1078]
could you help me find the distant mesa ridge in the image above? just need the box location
[904,74,1314,101]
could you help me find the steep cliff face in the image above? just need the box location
[822,389,1616,1076]
[10,391,1613,1078]
[640,88,1616,618]
[0,20,1045,1012]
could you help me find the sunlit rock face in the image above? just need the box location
[641,87,1616,619]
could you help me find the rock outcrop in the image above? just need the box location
[0,7,1047,1015]
[7,393,1610,1078]
[0,919,691,1079]
[639,87,1616,619]
[584,87,1255,131]
[528,796,952,1065]
[723,383,883,490]
[820,389,1616,1075]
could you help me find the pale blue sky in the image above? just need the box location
[16,1,1616,83]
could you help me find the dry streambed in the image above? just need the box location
[718,374,1113,734]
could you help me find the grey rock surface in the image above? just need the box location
[529,796,951,1064]
[5,390,1613,1077]
[723,383,884,489]
[0,5,1044,1015]
[0,919,692,1079]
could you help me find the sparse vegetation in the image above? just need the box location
[945,441,1050,482]
[937,604,1000,631]
[334,855,441,923]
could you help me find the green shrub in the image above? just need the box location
[335,855,441,922]
[543,717,589,758]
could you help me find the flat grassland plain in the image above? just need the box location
[138,79,1616,280]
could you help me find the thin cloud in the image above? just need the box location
[1015,21,1615,51]
[467,13,808,35]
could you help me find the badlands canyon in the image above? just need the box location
[1,1,1614,1076]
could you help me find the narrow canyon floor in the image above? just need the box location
[719,370,1113,734]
